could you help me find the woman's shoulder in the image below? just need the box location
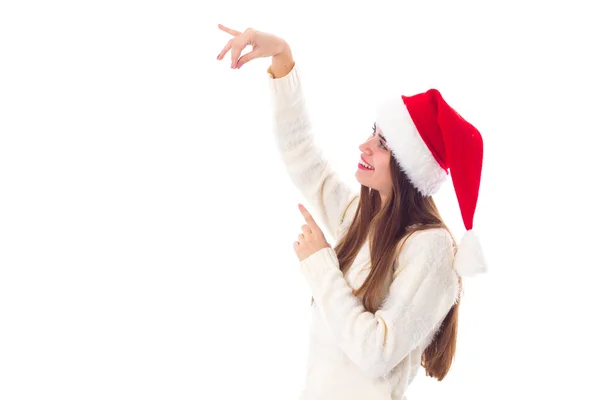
[397,226,456,265]
[406,226,454,244]
[391,227,458,284]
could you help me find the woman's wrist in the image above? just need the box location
[270,42,294,78]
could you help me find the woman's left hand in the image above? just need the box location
[294,204,331,262]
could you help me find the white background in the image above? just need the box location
[1,0,599,399]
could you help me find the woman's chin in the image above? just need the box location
[355,175,372,190]
[355,171,364,185]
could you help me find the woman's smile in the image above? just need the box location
[358,156,375,171]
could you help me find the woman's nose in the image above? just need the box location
[359,138,373,153]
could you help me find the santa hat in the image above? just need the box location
[375,89,486,277]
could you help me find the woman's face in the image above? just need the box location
[355,123,394,199]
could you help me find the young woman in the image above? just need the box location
[217,24,486,400]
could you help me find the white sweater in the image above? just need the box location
[267,64,461,400]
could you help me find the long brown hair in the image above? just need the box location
[332,155,462,381]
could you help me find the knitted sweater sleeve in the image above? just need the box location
[267,63,358,238]
[299,228,460,379]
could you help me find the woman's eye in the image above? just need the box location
[372,123,387,150]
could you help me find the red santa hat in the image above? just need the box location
[375,89,486,277]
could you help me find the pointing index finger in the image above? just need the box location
[218,24,241,36]
[298,204,318,231]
